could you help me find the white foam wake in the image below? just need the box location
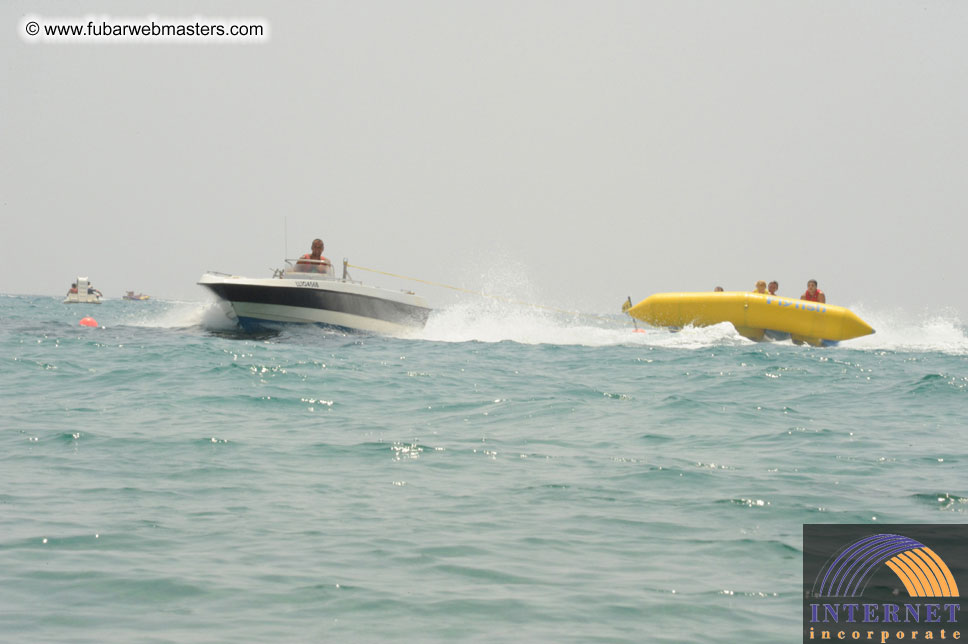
[413,298,750,348]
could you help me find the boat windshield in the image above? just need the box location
[283,258,335,279]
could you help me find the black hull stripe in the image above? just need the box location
[205,284,431,327]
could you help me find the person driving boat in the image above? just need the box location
[295,238,331,274]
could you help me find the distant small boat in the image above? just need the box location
[64,276,102,304]
[625,291,875,346]
[123,291,150,301]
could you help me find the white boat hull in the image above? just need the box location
[63,294,101,304]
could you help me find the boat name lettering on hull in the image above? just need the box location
[295,281,320,288]
[766,297,826,313]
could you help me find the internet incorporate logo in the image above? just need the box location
[815,534,959,599]
[804,525,966,643]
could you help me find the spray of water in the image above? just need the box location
[123,299,239,331]
[847,304,968,354]
[417,298,967,352]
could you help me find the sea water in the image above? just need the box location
[1,294,966,643]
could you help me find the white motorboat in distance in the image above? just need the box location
[198,258,432,334]
[64,277,102,304]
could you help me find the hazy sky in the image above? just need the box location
[3,2,966,320]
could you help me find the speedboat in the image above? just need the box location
[198,258,432,334]
[624,291,874,346]
[64,277,102,304]
[123,291,150,301]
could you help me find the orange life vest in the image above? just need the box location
[801,289,822,302]
[298,253,330,273]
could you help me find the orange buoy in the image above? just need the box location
[79,317,98,328]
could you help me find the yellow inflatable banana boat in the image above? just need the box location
[624,292,874,346]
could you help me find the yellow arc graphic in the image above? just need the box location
[884,548,960,598]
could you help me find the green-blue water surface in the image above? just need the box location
[2,295,967,643]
